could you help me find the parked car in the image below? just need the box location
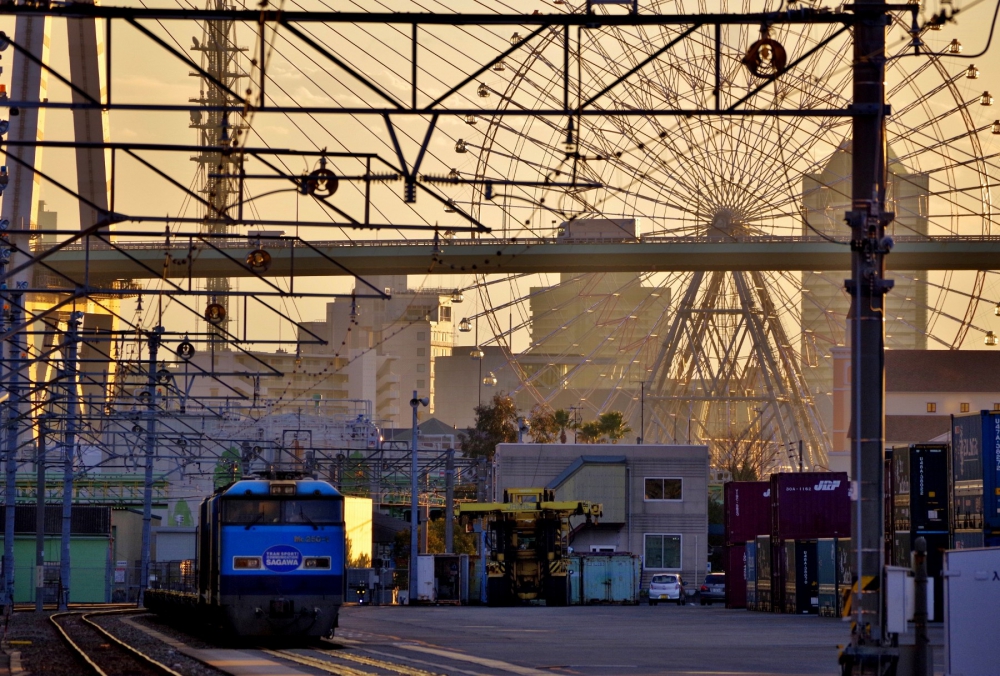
[647,573,685,605]
[699,573,725,605]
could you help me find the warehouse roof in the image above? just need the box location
[887,350,1000,392]
[885,415,950,444]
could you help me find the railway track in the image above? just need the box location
[49,610,185,676]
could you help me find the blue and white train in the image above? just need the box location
[145,477,345,641]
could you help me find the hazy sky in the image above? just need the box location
[1,0,999,354]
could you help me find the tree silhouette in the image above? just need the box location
[458,392,519,459]
[576,411,632,443]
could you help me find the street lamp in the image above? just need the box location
[409,391,429,603]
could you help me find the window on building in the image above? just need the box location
[417,379,426,388]
[961,402,970,413]
[926,402,937,413]
[644,534,681,569]
[644,478,683,501]
[439,306,452,322]
[417,347,425,357]
[417,332,426,341]
[417,363,426,373]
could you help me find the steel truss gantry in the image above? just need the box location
[0,1,935,665]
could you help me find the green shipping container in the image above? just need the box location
[8,536,111,603]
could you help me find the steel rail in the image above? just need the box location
[49,609,185,676]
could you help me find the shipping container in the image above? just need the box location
[783,540,818,614]
[951,411,1000,543]
[953,530,984,549]
[817,538,838,617]
[724,545,747,609]
[567,554,640,605]
[745,540,757,611]
[893,531,951,622]
[836,538,853,618]
[884,450,895,567]
[771,539,786,613]
[724,482,771,546]
[755,535,771,612]
[892,444,949,535]
[770,472,850,541]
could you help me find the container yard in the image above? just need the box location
[0,0,999,673]
[952,411,1000,548]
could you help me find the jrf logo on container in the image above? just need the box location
[814,480,841,491]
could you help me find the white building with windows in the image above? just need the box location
[829,349,1000,475]
[316,276,457,428]
[494,443,709,591]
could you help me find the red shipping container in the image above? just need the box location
[724,481,772,546]
[770,472,850,540]
[724,544,747,608]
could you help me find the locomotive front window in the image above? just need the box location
[222,499,281,524]
[283,500,343,524]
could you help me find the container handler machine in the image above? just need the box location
[458,488,602,606]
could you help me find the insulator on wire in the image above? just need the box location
[205,303,226,325]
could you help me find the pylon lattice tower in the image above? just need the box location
[190,0,247,342]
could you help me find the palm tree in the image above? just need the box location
[578,420,604,443]
[553,409,572,443]
[597,411,632,444]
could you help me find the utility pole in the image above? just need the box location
[35,418,47,611]
[58,312,82,611]
[445,449,455,554]
[138,326,163,606]
[3,291,23,614]
[844,0,894,667]
[408,391,427,602]
[640,381,644,444]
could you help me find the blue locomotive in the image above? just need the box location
[145,477,346,640]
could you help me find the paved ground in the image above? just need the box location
[333,604,947,676]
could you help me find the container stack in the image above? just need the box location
[817,537,852,617]
[755,534,772,612]
[952,411,1000,548]
[723,481,770,609]
[769,472,850,615]
[890,443,950,620]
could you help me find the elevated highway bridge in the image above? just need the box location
[31,235,1000,282]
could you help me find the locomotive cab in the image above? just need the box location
[198,478,346,639]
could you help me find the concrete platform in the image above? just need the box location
[336,604,948,676]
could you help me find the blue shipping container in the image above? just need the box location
[567,554,640,605]
[952,412,1000,535]
[817,538,838,617]
[745,540,757,611]
[755,535,771,612]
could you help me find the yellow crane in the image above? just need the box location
[458,488,602,606]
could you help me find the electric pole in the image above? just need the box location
[844,0,894,666]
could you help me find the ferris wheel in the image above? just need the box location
[452,0,999,469]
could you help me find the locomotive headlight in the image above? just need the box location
[303,557,331,569]
[233,556,263,569]
[270,483,296,495]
